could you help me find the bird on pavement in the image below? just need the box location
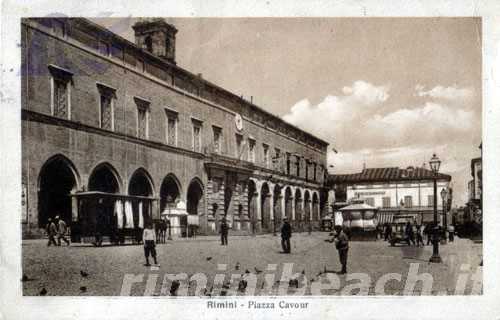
[80,270,89,278]
[79,286,87,292]
[206,257,212,261]
[39,288,47,296]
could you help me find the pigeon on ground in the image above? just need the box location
[206,257,212,261]
[79,286,87,292]
[21,274,29,282]
[80,270,89,277]
[39,288,47,296]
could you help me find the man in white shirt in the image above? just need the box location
[142,223,158,266]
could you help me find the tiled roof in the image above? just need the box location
[328,166,451,184]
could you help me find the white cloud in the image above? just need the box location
[284,81,480,206]
[415,84,474,101]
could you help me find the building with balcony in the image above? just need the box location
[21,18,328,238]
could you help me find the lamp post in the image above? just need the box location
[429,154,442,263]
[440,188,448,244]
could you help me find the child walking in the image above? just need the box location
[143,223,159,267]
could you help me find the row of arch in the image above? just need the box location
[247,179,321,232]
[37,154,204,227]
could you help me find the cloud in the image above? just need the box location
[415,84,474,101]
[283,81,480,206]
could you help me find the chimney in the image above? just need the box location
[132,18,178,64]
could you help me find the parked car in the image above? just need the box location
[388,215,416,246]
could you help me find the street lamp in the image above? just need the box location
[440,187,448,244]
[429,154,442,263]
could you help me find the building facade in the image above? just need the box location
[21,18,328,238]
[328,166,452,225]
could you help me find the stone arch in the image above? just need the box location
[260,182,271,231]
[128,167,155,197]
[312,191,320,221]
[187,177,204,216]
[160,173,182,213]
[37,154,80,227]
[304,190,311,221]
[294,187,303,222]
[88,162,122,193]
[248,179,258,233]
[284,186,293,220]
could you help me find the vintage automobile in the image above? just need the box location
[388,214,417,246]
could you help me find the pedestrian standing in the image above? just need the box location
[220,217,229,245]
[56,215,70,246]
[333,225,349,274]
[280,217,292,253]
[142,222,158,266]
[425,223,433,245]
[405,222,415,246]
[384,223,392,241]
[46,218,58,246]
[448,225,455,242]
[416,224,425,247]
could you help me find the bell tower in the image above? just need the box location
[132,18,178,64]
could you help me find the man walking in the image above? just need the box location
[46,218,58,246]
[56,216,70,246]
[334,225,349,274]
[220,217,229,246]
[405,222,415,246]
[142,222,159,267]
[416,224,425,247]
[280,217,292,253]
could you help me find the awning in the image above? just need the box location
[376,212,393,224]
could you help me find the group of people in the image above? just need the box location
[382,221,455,247]
[45,216,70,246]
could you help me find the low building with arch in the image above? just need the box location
[21,17,328,238]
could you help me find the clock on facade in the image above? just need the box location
[235,113,243,131]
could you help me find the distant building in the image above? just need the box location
[466,144,482,233]
[328,166,452,225]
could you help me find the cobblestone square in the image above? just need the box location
[22,233,482,296]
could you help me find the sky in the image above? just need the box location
[92,17,482,206]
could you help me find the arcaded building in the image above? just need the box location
[21,18,328,239]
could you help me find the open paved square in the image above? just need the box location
[22,232,482,296]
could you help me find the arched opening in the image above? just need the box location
[38,155,79,228]
[313,192,320,222]
[128,168,154,229]
[273,185,282,228]
[88,163,120,193]
[260,183,271,231]
[128,168,153,197]
[186,178,204,237]
[247,180,258,233]
[160,174,181,213]
[284,187,293,221]
[304,191,311,222]
[295,189,303,230]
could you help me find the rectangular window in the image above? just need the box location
[273,148,281,171]
[295,155,300,177]
[263,144,269,168]
[404,196,413,208]
[248,138,256,163]
[235,134,243,159]
[382,197,391,208]
[305,159,310,181]
[286,153,291,175]
[365,197,375,207]
[97,84,115,131]
[134,97,150,139]
[192,119,203,152]
[427,195,434,207]
[98,40,110,56]
[213,126,222,154]
[49,65,72,120]
[53,19,65,37]
[313,163,317,181]
[165,109,178,146]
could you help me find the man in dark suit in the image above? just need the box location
[281,217,292,253]
[220,217,229,245]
